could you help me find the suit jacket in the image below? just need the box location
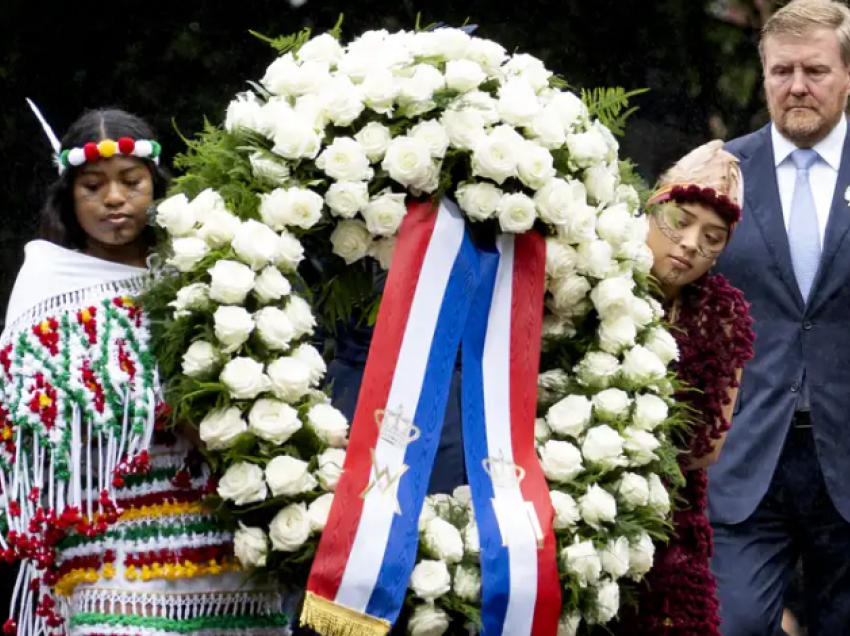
[709,121,850,524]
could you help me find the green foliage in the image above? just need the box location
[250,27,314,56]
[581,87,650,136]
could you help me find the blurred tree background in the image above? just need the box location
[0,0,781,324]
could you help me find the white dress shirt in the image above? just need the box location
[772,117,847,247]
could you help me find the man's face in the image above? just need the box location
[763,28,850,147]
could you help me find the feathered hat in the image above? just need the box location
[646,140,744,232]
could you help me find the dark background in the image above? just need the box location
[0,0,777,324]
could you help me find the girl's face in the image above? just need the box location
[647,200,731,295]
[72,155,153,261]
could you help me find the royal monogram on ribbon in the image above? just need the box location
[301,199,561,636]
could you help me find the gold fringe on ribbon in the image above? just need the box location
[300,591,392,636]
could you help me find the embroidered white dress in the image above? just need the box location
[0,241,287,636]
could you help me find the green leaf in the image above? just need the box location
[581,86,650,136]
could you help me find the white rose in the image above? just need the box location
[308,404,349,447]
[254,266,292,304]
[197,209,242,249]
[218,462,268,505]
[622,345,667,386]
[182,340,219,378]
[584,163,618,205]
[316,448,346,491]
[467,37,507,72]
[542,314,577,340]
[409,121,451,160]
[274,231,305,272]
[188,186,228,217]
[575,350,620,389]
[539,439,584,483]
[156,194,196,237]
[221,357,270,400]
[559,203,598,245]
[644,327,680,366]
[471,135,518,185]
[517,143,557,191]
[546,395,592,439]
[618,472,650,509]
[199,406,247,451]
[590,277,636,320]
[423,517,464,564]
[265,455,318,497]
[295,95,330,133]
[297,33,344,65]
[399,63,445,105]
[629,533,656,580]
[430,27,472,59]
[544,240,577,281]
[647,473,671,516]
[363,190,407,237]
[579,484,617,528]
[292,188,327,230]
[562,539,601,587]
[453,565,482,602]
[408,603,450,636]
[331,220,373,264]
[354,122,393,163]
[630,297,654,328]
[498,77,542,128]
[595,579,620,624]
[325,182,369,219]
[452,485,472,508]
[250,152,290,186]
[535,417,552,445]
[529,108,567,150]
[320,75,366,126]
[259,189,290,231]
[233,523,269,568]
[208,260,256,305]
[566,127,609,168]
[254,307,295,352]
[596,203,634,246]
[409,560,451,602]
[582,425,627,470]
[225,92,263,133]
[232,219,281,270]
[462,90,500,124]
[271,113,322,160]
[455,182,502,222]
[248,398,301,445]
[557,613,581,636]
[537,368,569,405]
[262,53,307,95]
[633,394,669,431]
[292,344,327,386]
[533,178,587,226]
[497,192,537,233]
[419,496,440,532]
[549,273,591,314]
[267,356,312,403]
[548,91,588,130]
[444,59,486,93]
[577,240,615,279]
[214,305,255,353]
[168,237,209,273]
[623,427,661,466]
[169,282,210,318]
[615,183,641,212]
[285,295,317,339]
[503,53,552,92]
[550,490,580,530]
[594,120,620,161]
[308,493,335,532]
[368,237,397,270]
[269,503,311,552]
[360,69,400,115]
[463,521,480,556]
[259,97,295,138]
[599,315,637,355]
[601,536,631,579]
[592,388,633,422]
[382,137,433,189]
[440,108,486,151]
[316,137,374,182]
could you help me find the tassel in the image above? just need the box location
[299,593,392,636]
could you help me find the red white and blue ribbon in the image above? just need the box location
[302,199,560,636]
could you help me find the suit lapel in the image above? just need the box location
[809,126,850,310]
[742,128,805,309]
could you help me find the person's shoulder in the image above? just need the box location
[723,125,771,160]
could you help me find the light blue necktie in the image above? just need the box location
[788,148,820,411]
[788,148,821,301]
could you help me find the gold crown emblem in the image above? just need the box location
[375,407,420,449]
[482,451,526,489]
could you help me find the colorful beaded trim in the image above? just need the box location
[647,183,742,231]
[59,138,161,170]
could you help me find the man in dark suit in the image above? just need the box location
[710,0,850,633]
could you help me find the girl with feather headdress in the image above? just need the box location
[612,141,755,635]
